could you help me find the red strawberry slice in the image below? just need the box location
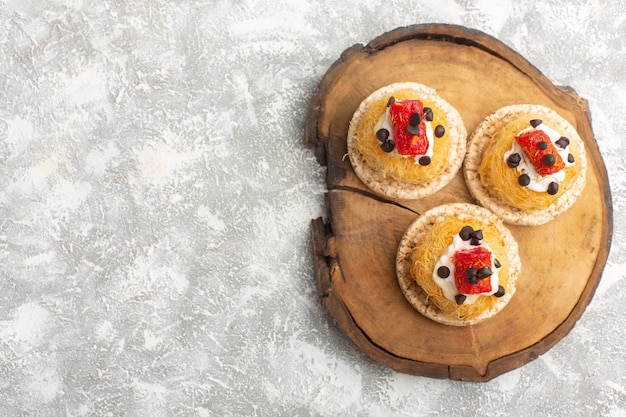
[389,99,428,156]
[452,247,493,294]
[515,130,565,176]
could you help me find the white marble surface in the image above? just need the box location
[0,0,624,416]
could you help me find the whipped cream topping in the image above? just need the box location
[503,123,575,192]
[432,233,500,304]
[374,105,435,162]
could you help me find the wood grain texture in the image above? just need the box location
[305,24,613,381]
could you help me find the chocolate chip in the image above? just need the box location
[423,107,434,121]
[494,258,501,268]
[537,140,548,150]
[547,181,559,195]
[518,174,531,186]
[376,128,389,142]
[530,119,542,128]
[380,140,395,153]
[418,156,431,166]
[470,230,483,241]
[459,225,474,241]
[406,124,420,135]
[556,136,570,148]
[507,153,521,168]
[494,285,505,297]
[477,266,492,279]
[434,125,445,138]
[568,153,575,163]
[542,154,556,166]
[466,268,478,284]
[455,294,467,305]
[387,96,396,107]
[409,112,421,126]
[437,266,450,278]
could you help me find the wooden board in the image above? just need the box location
[305,24,613,382]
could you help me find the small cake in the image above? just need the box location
[464,104,587,225]
[396,203,521,326]
[347,82,467,200]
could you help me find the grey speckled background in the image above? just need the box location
[0,1,625,416]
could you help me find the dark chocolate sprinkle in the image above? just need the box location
[380,140,395,153]
[494,258,501,268]
[437,266,450,279]
[542,153,556,167]
[418,156,431,166]
[459,225,474,241]
[568,153,575,163]
[530,119,542,128]
[547,181,559,195]
[423,107,434,121]
[494,285,505,297]
[406,124,421,135]
[507,153,521,168]
[518,174,531,186]
[376,128,389,142]
[409,112,421,126]
[466,268,478,284]
[455,294,467,305]
[556,136,570,148]
[434,125,445,138]
[477,266,492,279]
[537,140,548,150]
[469,229,483,246]
[387,96,396,107]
